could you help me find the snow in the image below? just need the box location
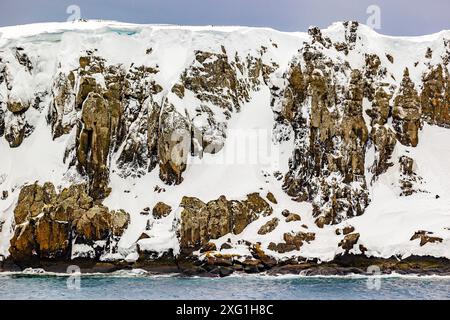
[351,124,450,259]
[1,20,450,262]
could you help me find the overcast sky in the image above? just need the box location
[0,0,449,36]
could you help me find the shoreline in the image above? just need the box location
[1,254,449,277]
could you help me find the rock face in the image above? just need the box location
[9,182,129,261]
[77,92,116,199]
[180,193,272,249]
[410,230,443,246]
[1,22,450,269]
[275,33,370,226]
[421,64,450,127]
[393,68,422,147]
[157,103,191,185]
[152,202,172,219]
[268,231,315,253]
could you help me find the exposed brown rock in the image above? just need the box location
[180,50,249,112]
[207,196,233,239]
[244,193,273,217]
[180,193,272,248]
[14,182,57,225]
[4,113,27,148]
[285,213,301,222]
[76,76,101,109]
[138,233,150,241]
[366,88,391,126]
[152,202,172,219]
[393,68,422,147]
[400,156,414,175]
[9,182,130,261]
[200,242,217,253]
[76,92,119,199]
[171,83,185,98]
[251,243,277,267]
[385,53,394,64]
[0,109,4,137]
[339,233,360,251]
[399,156,423,196]
[34,214,71,259]
[421,64,450,127]
[410,230,443,246]
[266,191,277,204]
[50,72,76,138]
[257,218,279,235]
[269,231,316,253]
[220,242,233,250]
[343,225,355,235]
[280,58,369,226]
[158,103,190,185]
[7,100,28,113]
[370,126,396,177]
[268,242,297,253]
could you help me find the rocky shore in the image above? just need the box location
[1,254,449,277]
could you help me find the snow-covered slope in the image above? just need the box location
[0,20,449,267]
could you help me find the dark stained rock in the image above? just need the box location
[392,68,422,147]
[266,191,277,204]
[339,233,360,251]
[410,231,443,246]
[421,64,450,127]
[257,218,279,235]
[343,225,355,235]
[152,202,172,219]
[285,212,301,222]
[179,193,272,249]
[9,182,130,262]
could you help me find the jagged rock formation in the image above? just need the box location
[9,182,129,261]
[51,56,163,199]
[421,64,450,127]
[393,68,422,147]
[180,193,272,249]
[274,26,370,226]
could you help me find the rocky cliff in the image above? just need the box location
[0,21,449,273]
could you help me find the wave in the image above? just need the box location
[1,268,449,280]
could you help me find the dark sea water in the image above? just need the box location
[0,271,449,300]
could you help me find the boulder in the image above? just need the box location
[339,233,360,251]
[152,202,172,219]
[285,213,301,222]
[7,100,28,113]
[257,218,279,235]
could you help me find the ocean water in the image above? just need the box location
[0,271,449,300]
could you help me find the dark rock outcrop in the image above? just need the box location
[410,230,443,246]
[9,182,129,262]
[393,68,422,147]
[179,193,272,249]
